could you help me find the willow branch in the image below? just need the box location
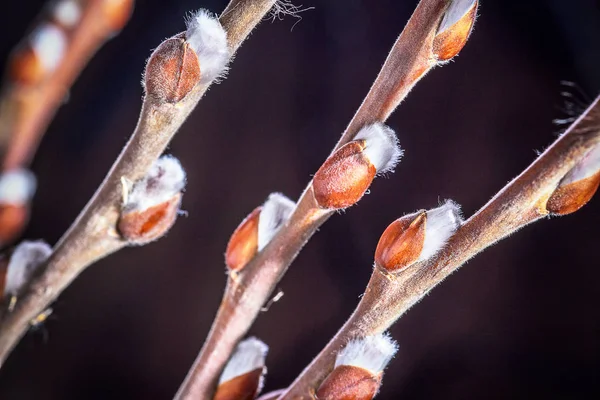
[0,0,278,368]
[0,0,135,170]
[175,1,479,398]
[281,95,600,398]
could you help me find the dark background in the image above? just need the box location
[0,0,599,398]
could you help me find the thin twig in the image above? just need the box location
[175,1,476,398]
[0,0,278,368]
[280,96,600,399]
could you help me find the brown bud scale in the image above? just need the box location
[144,35,201,103]
[8,44,47,85]
[546,170,600,215]
[375,212,426,272]
[226,207,261,272]
[118,194,181,244]
[213,368,264,400]
[313,141,376,209]
[316,365,381,400]
[0,204,30,247]
[433,1,478,61]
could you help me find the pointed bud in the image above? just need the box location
[316,333,398,400]
[9,23,67,85]
[0,169,37,246]
[118,155,186,245]
[433,0,478,62]
[226,207,261,272]
[313,123,402,209]
[214,337,268,400]
[225,193,295,271]
[98,0,135,33]
[0,241,51,299]
[546,144,600,215]
[144,10,228,103]
[375,200,462,272]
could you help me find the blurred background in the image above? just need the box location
[0,0,599,398]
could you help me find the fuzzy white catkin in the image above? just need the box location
[185,9,229,84]
[438,0,477,34]
[257,193,295,251]
[0,169,37,205]
[123,155,186,213]
[335,333,398,374]
[53,0,81,28]
[559,144,600,186]
[30,23,67,73]
[419,200,463,262]
[219,337,268,384]
[354,123,403,174]
[4,241,52,297]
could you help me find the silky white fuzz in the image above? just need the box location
[123,155,185,213]
[335,333,398,374]
[0,169,37,205]
[354,123,403,174]
[438,0,477,34]
[559,144,600,185]
[53,0,81,28]
[30,23,67,72]
[185,9,229,84]
[257,193,295,251]
[219,337,268,384]
[420,200,463,261]
[4,241,52,297]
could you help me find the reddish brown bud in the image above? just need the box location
[214,368,264,400]
[316,366,381,400]
[226,207,261,272]
[546,170,600,215]
[375,212,426,272]
[118,194,181,245]
[0,204,29,246]
[313,140,376,209]
[7,45,46,85]
[144,35,201,103]
[99,0,135,32]
[433,0,478,61]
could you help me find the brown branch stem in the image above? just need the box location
[280,96,600,398]
[176,1,456,398]
[0,0,277,368]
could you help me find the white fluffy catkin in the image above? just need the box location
[0,169,37,205]
[185,9,229,84]
[419,200,463,262]
[53,0,82,28]
[30,23,67,73]
[123,155,185,213]
[219,337,269,384]
[559,144,600,186]
[4,241,52,297]
[354,123,403,174]
[438,0,477,34]
[335,333,398,374]
[257,193,295,251]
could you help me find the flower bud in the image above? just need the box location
[433,0,478,62]
[313,123,402,210]
[375,200,462,272]
[8,23,67,85]
[118,155,186,245]
[0,169,37,246]
[546,144,600,215]
[214,337,268,400]
[144,9,228,103]
[316,333,398,400]
[98,0,135,33]
[0,241,51,300]
[225,193,295,272]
